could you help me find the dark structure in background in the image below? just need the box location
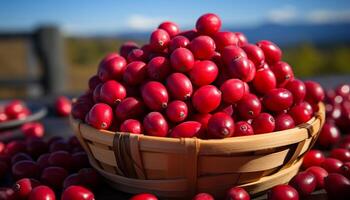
[0,26,66,97]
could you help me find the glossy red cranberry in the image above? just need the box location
[98,55,127,81]
[123,61,147,85]
[256,40,282,65]
[225,187,250,200]
[55,96,71,117]
[324,173,350,200]
[4,100,26,119]
[149,29,170,51]
[21,122,44,138]
[341,162,350,179]
[192,85,221,113]
[120,119,143,134]
[166,73,193,100]
[263,88,293,112]
[130,193,158,200]
[12,160,40,180]
[274,113,295,131]
[13,178,41,199]
[143,112,168,137]
[71,151,89,170]
[92,83,102,103]
[237,93,262,120]
[234,121,254,137]
[170,121,203,138]
[267,185,299,200]
[318,122,341,148]
[336,84,350,98]
[227,57,256,82]
[0,142,5,154]
[285,79,306,104]
[234,32,248,46]
[304,81,325,104]
[191,113,212,129]
[41,166,68,189]
[213,31,238,52]
[306,166,328,189]
[28,186,55,200]
[72,96,93,121]
[4,140,26,156]
[221,45,247,66]
[220,79,245,104]
[169,36,190,52]
[270,61,294,87]
[289,171,316,196]
[11,153,32,165]
[37,153,50,170]
[321,158,343,173]
[147,56,171,81]
[196,13,221,35]
[189,36,216,60]
[288,102,313,125]
[330,148,350,162]
[0,187,15,200]
[170,48,195,72]
[49,139,70,152]
[241,44,265,67]
[252,68,276,94]
[251,113,275,134]
[127,49,146,62]
[61,186,94,200]
[63,173,82,189]
[119,41,139,58]
[141,81,169,111]
[100,80,126,105]
[166,101,188,122]
[0,110,8,123]
[192,193,214,200]
[302,150,325,169]
[48,150,72,170]
[189,60,218,86]
[158,21,179,38]
[78,168,101,189]
[115,97,144,121]
[87,103,113,130]
[207,112,234,138]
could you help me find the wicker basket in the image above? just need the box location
[70,103,325,199]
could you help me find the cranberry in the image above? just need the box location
[241,44,265,67]
[127,49,146,62]
[63,173,82,189]
[49,139,70,152]
[11,153,32,165]
[274,113,295,131]
[147,56,171,81]
[123,61,147,85]
[115,97,144,121]
[120,119,143,134]
[213,31,238,51]
[4,140,26,156]
[196,13,221,35]
[166,100,188,123]
[48,150,72,170]
[207,112,234,138]
[285,79,306,104]
[170,121,203,138]
[28,185,55,200]
[41,166,68,189]
[302,150,325,169]
[21,122,44,138]
[166,73,193,100]
[225,187,250,200]
[86,103,113,130]
[251,113,275,134]
[221,45,247,66]
[324,173,350,200]
[37,153,50,170]
[0,142,5,154]
[341,162,350,179]
[92,83,102,103]
[306,166,328,189]
[252,68,276,94]
[234,121,254,137]
[98,56,127,81]
[267,185,298,200]
[26,138,48,158]
[0,111,8,123]
[170,48,195,72]
[189,60,218,86]
[318,122,340,148]
[237,93,262,119]
[192,193,214,200]
[12,160,40,180]
[321,158,343,173]
[119,41,139,58]
[270,61,294,87]
[143,112,168,137]
[336,84,350,98]
[256,40,282,65]
[304,81,325,103]
[130,193,158,200]
[158,21,179,38]
[0,187,15,200]
[192,85,221,113]
[100,80,126,105]
[4,100,26,119]
[191,113,212,130]
[13,178,41,199]
[62,186,94,200]
[228,57,256,82]
[220,79,245,104]
[141,81,169,110]
[71,152,89,171]
[289,171,316,196]
[78,168,101,189]
[189,36,216,60]
[330,148,350,162]
[149,29,170,51]
[263,88,293,112]
[234,32,248,46]
[55,96,72,117]
[169,36,190,52]
[288,102,313,125]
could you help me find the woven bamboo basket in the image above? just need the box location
[70,102,325,199]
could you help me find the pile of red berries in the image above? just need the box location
[72,13,325,139]
[0,100,32,123]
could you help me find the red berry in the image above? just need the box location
[270,61,294,87]
[4,100,26,119]
[196,13,221,35]
[127,49,146,62]
[115,97,144,121]
[189,36,216,60]
[159,21,179,38]
[263,88,293,112]
[256,40,282,65]
[92,83,102,103]
[149,29,170,51]
[13,178,41,199]
[267,185,299,200]
[252,68,276,94]
[119,41,139,58]
[166,100,188,123]
[37,153,50,170]
[71,152,89,171]
[336,84,350,98]
[285,79,306,104]
[274,113,295,131]
[170,121,203,138]
[0,110,8,123]
[26,139,47,159]
[4,140,26,156]
[304,81,325,104]
[330,148,350,162]
[228,57,256,82]
[130,193,158,200]
[98,56,127,81]
[289,171,316,196]
[21,122,44,138]
[192,193,214,200]
[306,166,328,189]
[28,186,55,200]
[288,102,313,125]
[40,166,68,189]
[63,173,82,189]
[0,187,15,200]
[220,79,245,103]
[48,150,72,170]
[318,123,341,148]
[324,173,350,200]
[225,187,250,200]
[12,160,40,180]
[191,113,212,130]
[321,158,343,174]
[166,73,193,100]
[170,48,195,72]
[87,103,113,129]
[49,139,70,152]
[143,112,168,137]
[221,45,247,66]
[123,61,147,85]
[55,96,72,117]
[147,56,171,81]
[234,121,254,137]
[192,85,221,113]
[62,186,94,200]
[100,80,126,105]
[207,112,234,138]
[251,113,275,134]
[212,31,238,52]
[241,44,265,67]
[234,32,248,46]
[237,93,262,119]
[120,119,143,134]
[189,60,218,86]
[78,168,101,189]
[11,153,32,165]
[169,36,190,52]
[340,162,350,180]
[141,81,169,111]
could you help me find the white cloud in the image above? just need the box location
[307,10,350,24]
[126,15,165,31]
[267,5,297,23]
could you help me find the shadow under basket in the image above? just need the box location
[70,103,325,199]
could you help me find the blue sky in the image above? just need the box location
[1,0,350,35]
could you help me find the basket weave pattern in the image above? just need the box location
[70,103,325,199]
